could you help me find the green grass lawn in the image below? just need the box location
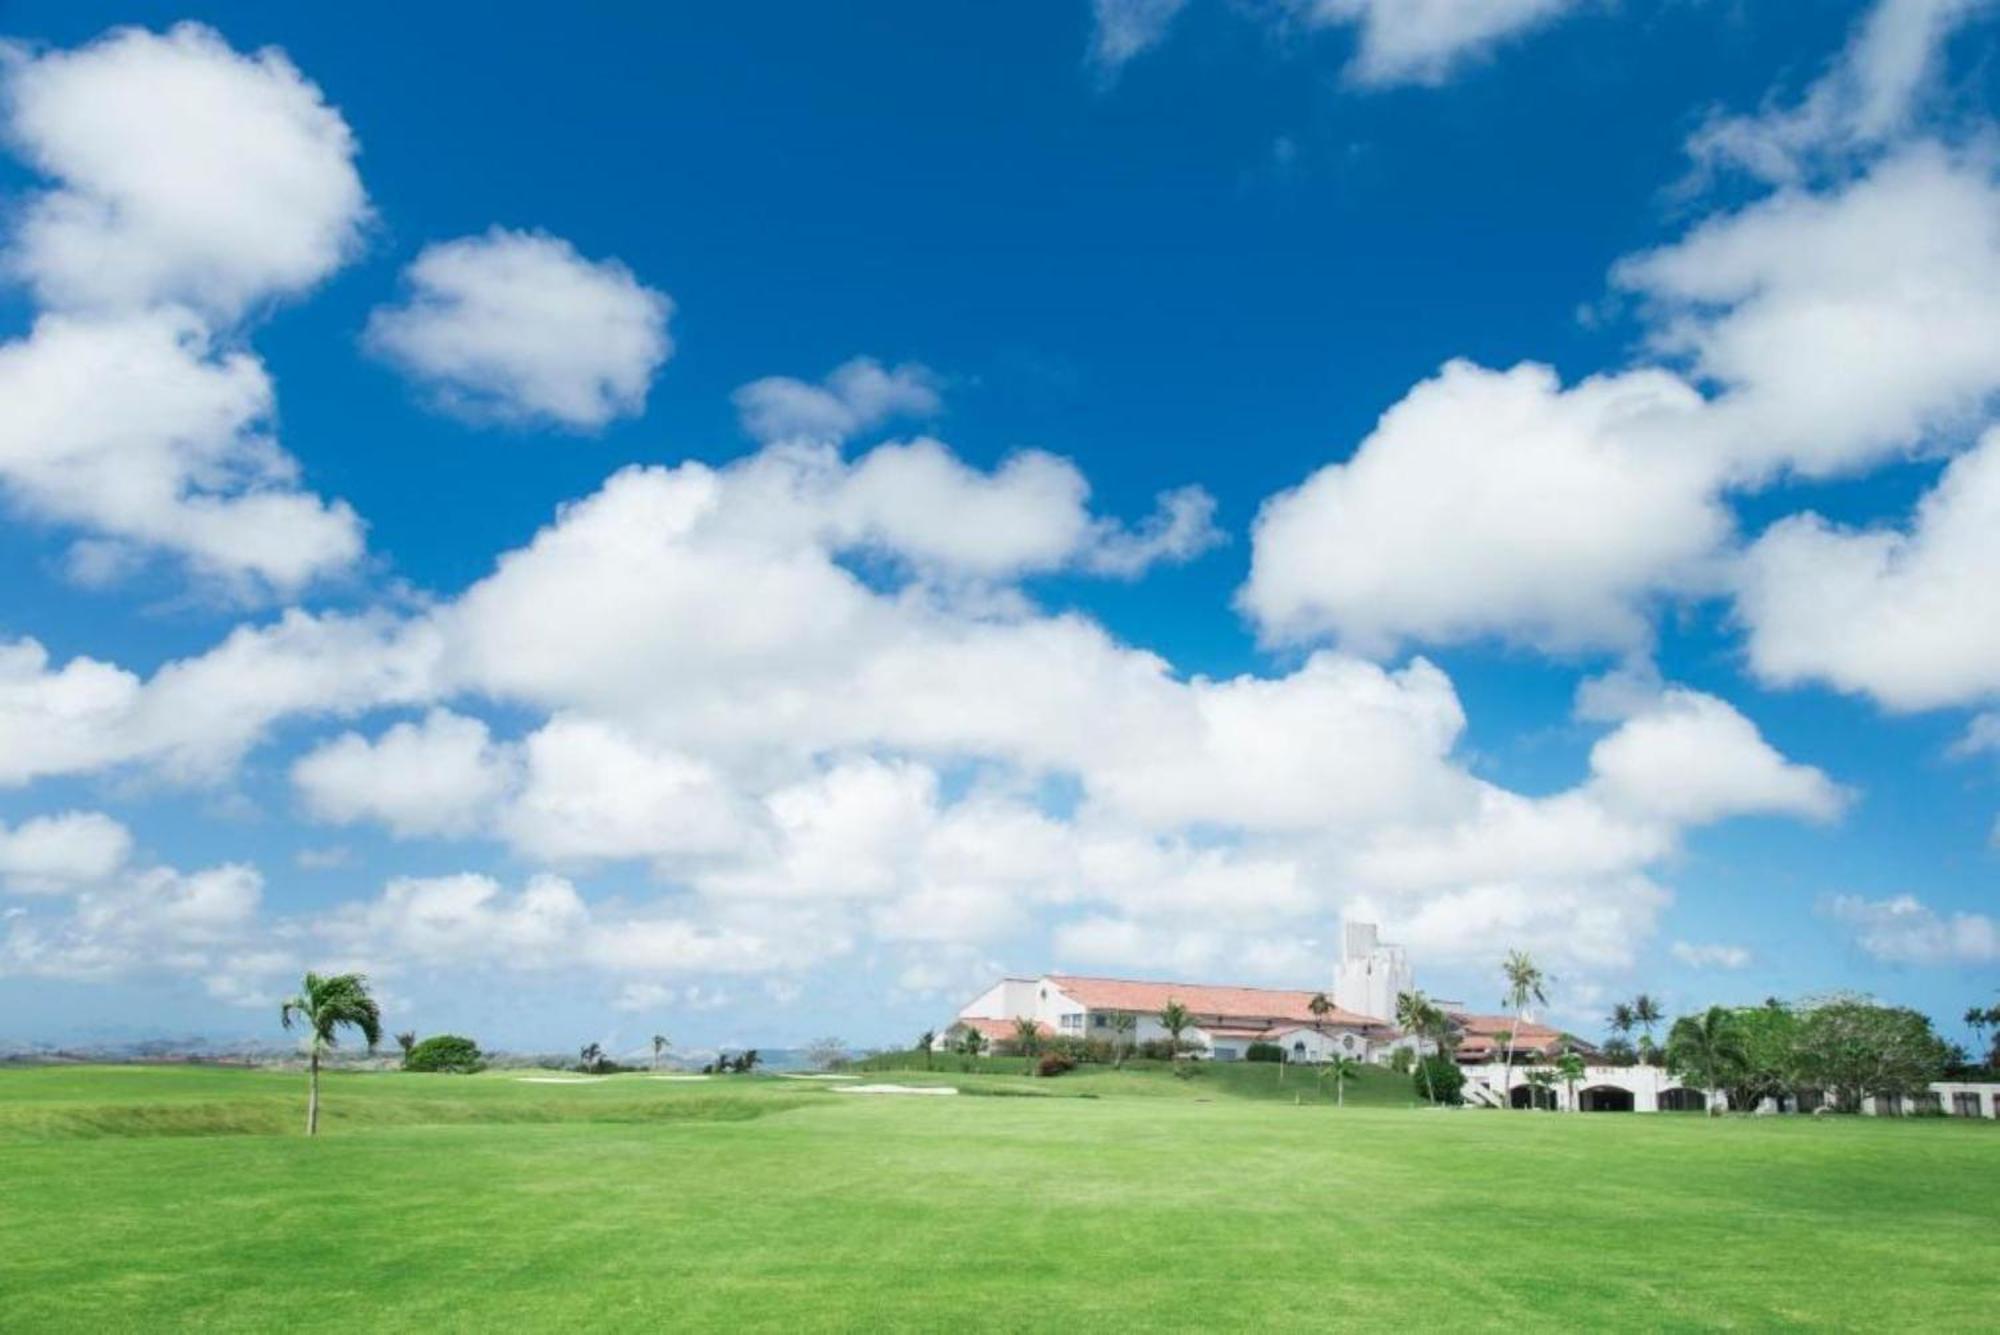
[0,1064,1993,1332]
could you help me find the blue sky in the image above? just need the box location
[0,1,1994,1057]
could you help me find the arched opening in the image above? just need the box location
[1659,1087,1707,1113]
[1580,1085,1634,1112]
[1510,1083,1557,1110]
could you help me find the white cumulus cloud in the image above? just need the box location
[1827,893,2000,965]
[365,228,673,430]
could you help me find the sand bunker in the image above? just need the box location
[832,1083,958,1096]
[777,1073,859,1080]
[642,1074,712,1082]
[515,1076,611,1084]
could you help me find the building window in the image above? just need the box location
[1952,1092,1979,1117]
[1060,1012,1083,1032]
[1092,1014,1107,1028]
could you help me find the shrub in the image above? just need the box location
[1245,1041,1286,1063]
[1388,1047,1414,1075]
[1036,1053,1075,1078]
[402,1034,485,1074]
[1047,1036,1113,1064]
[1412,1054,1465,1105]
[1137,1038,1203,1061]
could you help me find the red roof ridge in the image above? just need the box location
[1044,972,1335,998]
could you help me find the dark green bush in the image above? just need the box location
[1412,1054,1465,1105]
[1245,1041,1286,1063]
[402,1034,485,1074]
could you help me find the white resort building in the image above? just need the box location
[945,920,2000,1118]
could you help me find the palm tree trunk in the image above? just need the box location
[307,1048,320,1137]
[1503,1006,1523,1109]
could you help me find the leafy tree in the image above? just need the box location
[917,1030,935,1072]
[1599,1036,1637,1067]
[1500,950,1547,1110]
[279,971,383,1136]
[1159,999,1193,1062]
[403,1034,484,1074]
[652,1034,670,1071]
[1110,1012,1137,1068]
[394,1030,417,1060]
[805,1036,848,1071]
[1396,990,1444,1105]
[739,1049,761,1073]
[1794,996,1952,1112]
[1725,1001,1801,1111]
[1666,1007,1749,1118]
[1412,1054,1464,1105]
[1633,994,1664,1062]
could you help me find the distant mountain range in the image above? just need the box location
[0,1035,832,1072]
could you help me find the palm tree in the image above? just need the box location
[651,1034,670,1071]
[1159,999,1192,1062]
[1665,1006,1748,1118]
[1555,1051,1586,1111]
[1608,1002,1635,1045]
[1110,1012,1137,1068]
[917,1030,936,1071]
[580,1041,604,1074]
[1324,1054,1363,1108]
[739,1049,760,1073]
[1500,950,1547,1110]
[1633,994,1664,1063]
[1967,1008,1991,1064]
[956,1025,986,1071]
[394,1030,416,1061]
[280,971,383,1137]
[1011,1015,1044,1064]
[1395,990,1441,1105]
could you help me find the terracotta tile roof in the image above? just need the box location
[1045,975,1388,1028]
[952,1017,1051,1041]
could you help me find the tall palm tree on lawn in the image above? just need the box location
[394,1030,416,1062]
[280,971,382,1137]
[1159,999,1192,1062]
[1967,1008,1991,1065]
[1555,1051,1586,1112]
[917,1030,936,1071]
[1608,1002,1635,1046]
[651,1034,670,1071]
[1665,1006,1748,1118]
[1395,990,1440,1105]
[1500,950,1547,1110]
[1633,994,1664,1063]
[580,1041,604,1074]
[1324,1054,1363,1108]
